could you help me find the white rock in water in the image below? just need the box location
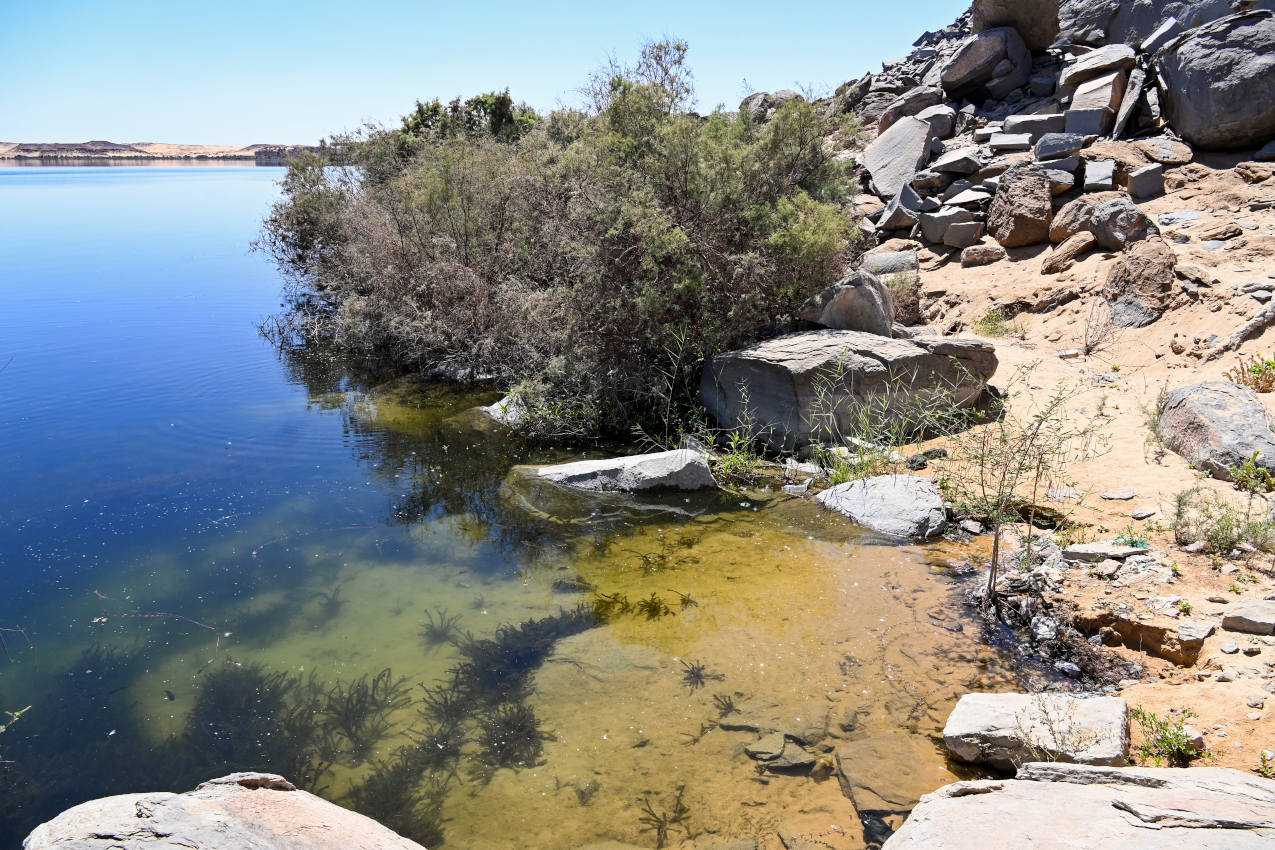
[816,474,946,538]
[534,449,716,492]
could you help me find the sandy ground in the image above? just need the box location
[907,147,1275,777]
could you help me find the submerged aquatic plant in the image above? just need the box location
[311,584,346,620]
[449,606,597,708]
[637,784,692,849]
[419,608,463,650]
[678,659,723,693]
[346,747,448,847]
[712,693,737,717]
[476,702,554,770]
[320,668,412,765]
[591,592,633,621]
[636,592,674,620]
[417,682,468,727]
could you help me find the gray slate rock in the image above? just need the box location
[1058,0,1238,47]
[1128,163,1164,199]
[816,474,947,538]
[882,762,1275,850]
[1083,159,1116,192]
[878,185,924,230]
[941,26,1031,100]
[1062,542,1147,562]
[1002,113,1065,142]
[972,0,1060,52]
[1035,132,1085,161]
[943,693,1130,771]
[1222,601,1275,635]
[702,331,996,453]
[535,450,716,492]
[1059,44,1136,88]
[987,165,1053,248]
[878,86,945,134]
[920,207,975,244]
[862,250,919,276]
[1160,382,1275,482]
[864,116,936,198]
[797,271,896,336]
[1158,12,1275,149]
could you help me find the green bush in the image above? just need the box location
[1131,706,1200,767]
[260,40,861,439]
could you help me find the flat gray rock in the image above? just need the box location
[864,116,936,198]
[942,693,1130,771]
[1222,601,1275,635]
[1062,542,1147,562]
[1100,487,1136,501]
[1059,44,1136,88]
[798,270,895,336]
[534,450,716,492]
[862,250,919,276]
[1083,159,1116,192]
[816,474,946,538]
[1035,132,1084,161]
[883,762,1275,849]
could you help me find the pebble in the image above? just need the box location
[959,519,984,535]
[1218,669,1239,682]
[1208,595,1230,604]
[1244,645,1263,656]
[1222,640,1240,654]
[1254,291,1273,304]
[1101,488,1137,501]
[1247,694,1267,709]
[1058,349,1080,359]
[1204,241,1228,251]
[1132,506,1157,520]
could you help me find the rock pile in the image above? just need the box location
[741,2,1275,297]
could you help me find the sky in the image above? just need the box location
[0,0,968,146]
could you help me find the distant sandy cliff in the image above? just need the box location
[0,140,317,163]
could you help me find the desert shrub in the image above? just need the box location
[1225,353,1275,393]
[885,270,921,326]
[1170,487,1275,553]
[1131,706,1200,767]
[260,40,859,439]
[972,308,1022,338]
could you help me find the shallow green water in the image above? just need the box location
[0,166,1017,849]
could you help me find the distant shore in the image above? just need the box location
[0,140,318,164]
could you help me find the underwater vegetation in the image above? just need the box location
[419,608,463,650]
[638,785,692,849]
[320,668,412,765]
[712,693,737,717]
[476,702,554,770]
[417,682,469,727]
[592,590,692,622]
[310,584,346,623]
[346,746,448,847]
[636,592,673,620]
[448,605,597,708]
[678,659,724,693]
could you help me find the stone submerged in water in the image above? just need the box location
[816,474,946,539]
[23,772,427,850]
[882,762,1275,849]
[942,693,1130,771]
[533,449,716,492]
[701,330,996,453]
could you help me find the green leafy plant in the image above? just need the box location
[259,40,860,440]
[1170,487,1275,553]
[1225,353,1275,393]
[1131,706,1200,767]
[973,308,1023,338]
[1141,383,1170,464]
[1257,751,1275,779]
[1114,525,1150,548]
[1176,599,1193,615]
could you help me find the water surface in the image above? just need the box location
[0,166,1014,849]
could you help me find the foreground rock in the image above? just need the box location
[1157,11,1275,149]
[1159,382,1275,481]
[816,475,946,538]
[883,762,1275,849]
[23,773,427,850]
[701,330,997,452]
[532,450,715,492]
[943,692,1130,771]
[1222,601,1275,635]
[1102,237,1176,327]
[986,165,1052,247]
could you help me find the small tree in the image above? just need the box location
[944,365,1110,613]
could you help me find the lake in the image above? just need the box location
[0,166,1015,849]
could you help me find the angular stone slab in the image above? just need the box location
[1059,44,1136,88]
[1062,542,1147,563]
[1222,601,1275,635]
[882,763,1275,849]
[1160,382,1275,482]
[864,116,936,199]
[701,331,997,453]
[943,693,1130,771]
[534,450,716,492]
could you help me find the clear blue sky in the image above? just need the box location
[1,0,968,146]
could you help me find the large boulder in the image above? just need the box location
[700,330,997,453]
[532,450,716,492]
[1058,0,1238,47]
[23,773,428,850]
[863,116,936,198]
[943,693,1130,771]
[797,271,896,336]
[986,165,1053,247]
[882,762,1275,849]
[1222,601,1275,635]
[1160,382,1275,481]
[941,27,1032,100]
[1049,196,1158,250]
[1158,11,1275,149]
[1102,236,1176,327]
[972,0,1060,52]
[816,475,946,538]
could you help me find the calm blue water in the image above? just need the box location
[0,166,1008,849]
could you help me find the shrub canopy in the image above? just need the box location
[261,41,861,438]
